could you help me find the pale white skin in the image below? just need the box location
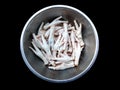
[29,16,85,70]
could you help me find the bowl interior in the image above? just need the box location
[21,5,98,83]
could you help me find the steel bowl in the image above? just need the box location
[20,5,99,83]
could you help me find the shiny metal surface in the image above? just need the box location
[20,5,99,83]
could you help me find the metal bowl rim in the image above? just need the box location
[20,4,99,83]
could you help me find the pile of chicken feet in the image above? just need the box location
[29,16,85,70]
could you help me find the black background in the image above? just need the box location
[11,0,118,89]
